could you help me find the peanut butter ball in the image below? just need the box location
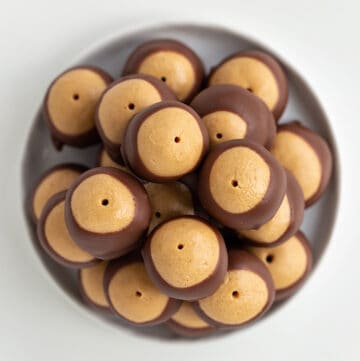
[144,182,194,233]
[190,84,276,149]
[104,253,180,326]
[43,66,112,149]
[65,167,151,260]
[79,261,110,310]
[238,171,304,247]
[194,249,275,328]
[96,74,175,163]
[142,216,228,301]
[271,121,333,207]
[37,191,98,268]
[208,50,288,120]
[167,301,215,337]
[198,140,286,230]
[123,39,204,103]
[29,163,86,223]
[122,101,209,182]
[247,231,312,301]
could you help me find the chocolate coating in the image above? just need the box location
[78,261,110,311]
[271,121,333,207]
[198,140,286,230]
[167,302,216,338]
[43,66,112,150]
[65,167,151,260]
[142,216,228,301]
[190,84,275,149]
[104,252,181,326]
[122,101,209,182]
[122,39,204,103]
[208,50,288,120]
[238,170,304,247]
[37,191,99,268]
[194,249,275,328]
[96,74,176,163]
[248,231,313,301]
[28,163,87,224]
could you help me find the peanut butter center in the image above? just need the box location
[145,182,194,232]
[33,168,81,220]
[150,218,220,288]
[248,235,308,290]
[239,195,290,243]
[137,107,204,177]
[71,173,135,233]
[202,111,247,148]
[45,200,95,262]
[48,69,108,135]
[209,147,270,213]
[138,51,195,101]
[199,270,268,325]
[209,57,279,112]
[271,131,321,201]
[171,302,209,329]
[108,262,169,323]
[98,79,162,144]
[80,261,109,307]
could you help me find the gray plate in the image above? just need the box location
[22,23,340,339]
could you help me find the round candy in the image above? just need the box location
[37,191,98,268]
[208,50,288,120]
[194,249,275,328]
[97,147,134,176]
[122,39,204,103]
[142,216,228,301]
[247,231,312,301]
[96,74,175,163]
[65,167,151,260]
[79,261,110,310]
[167,302,215,338]
[43,66,112,149]
[104,253,180,326]
[190,84,275,149]
[198,140,286,230]
[144,182,194,233]
[29,163,85,223]
[238,170,304,247]
[122,101,209,182]
[271,121,333,207]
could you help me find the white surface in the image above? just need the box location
[0,0,358,360]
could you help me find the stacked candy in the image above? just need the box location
[28,39,332,337]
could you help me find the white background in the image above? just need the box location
[0,0,359,360]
